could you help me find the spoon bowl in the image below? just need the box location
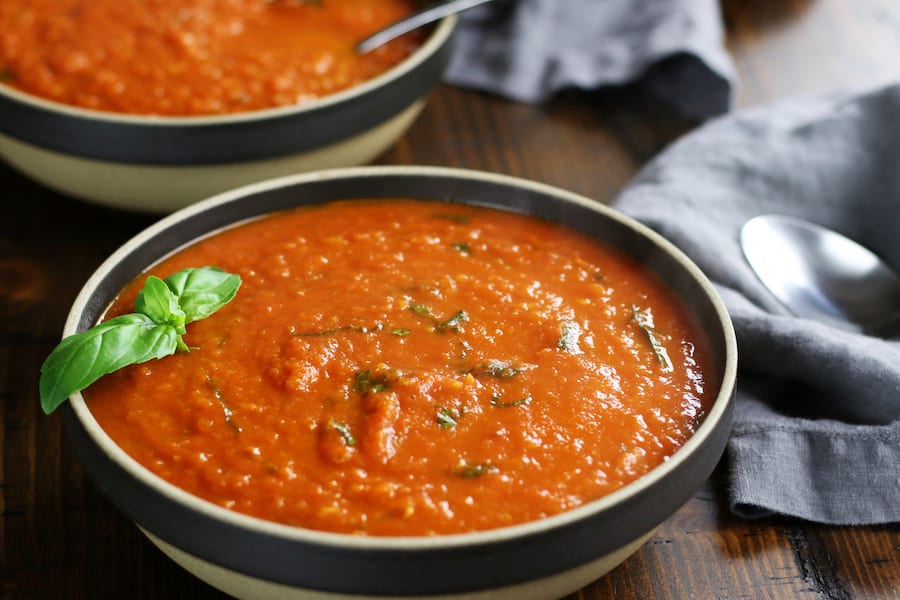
[740,214,900,336]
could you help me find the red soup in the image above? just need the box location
[0,0,425,115]
[85,199,715,536]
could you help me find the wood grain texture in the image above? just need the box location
[723,0,900,108]
[380,86,691,203]
[2,1,900,598]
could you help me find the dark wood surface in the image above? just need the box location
[2,1,899,598]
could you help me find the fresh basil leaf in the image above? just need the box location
[40,266,242,414]
[135,276,186,333]
[39,314,178,414]
[162,267,241,323]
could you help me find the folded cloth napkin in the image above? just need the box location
[613,83,900,525]
[445,0,735,119]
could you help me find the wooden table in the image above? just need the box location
[2,1,898,598]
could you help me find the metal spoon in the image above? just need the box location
[357,0,498,54]
[740,214,900,336]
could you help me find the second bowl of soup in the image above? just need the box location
[0,1,454,212]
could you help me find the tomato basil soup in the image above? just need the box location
[0,0,424,115]
[85,199,714,536]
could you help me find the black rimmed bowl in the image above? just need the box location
[0,18,454,213]
[60,166,737,599]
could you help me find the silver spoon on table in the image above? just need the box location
[740,214,900,337]
[357,0,498,54]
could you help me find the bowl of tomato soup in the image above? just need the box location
[59,166,737,599]
[0,1,453,213]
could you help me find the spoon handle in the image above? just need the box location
[357,0,497,53]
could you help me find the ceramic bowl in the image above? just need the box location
[61,166,737,600]
[0,18,455,213]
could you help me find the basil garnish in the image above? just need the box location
[207,375,242,434]
[408,302,468,334]
[438,310,468,333]
[436,405,463,429]
[631,305,674,372]
[353,369,391,394]
[468,359,522,379]
[39,267,241,415]
[557,320,583,354]
[452,242,472,255]
[454,462,498,478]
[292,323,383,337]
[160,267,242,323]
[490,395,532,408]
[328,420,357,446]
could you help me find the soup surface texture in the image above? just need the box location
[86,199,714,536]
[0,0,424,115]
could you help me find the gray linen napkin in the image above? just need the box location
[445,0,735,119]
[614,83,900,525]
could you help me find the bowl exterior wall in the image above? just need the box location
[0,102,424,212]
[143,528,653,600]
